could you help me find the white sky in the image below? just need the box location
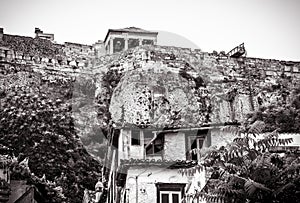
[0,0,299,61]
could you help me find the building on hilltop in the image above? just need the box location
[34,28,54,42]
[104,27,158,54]
[0,26,158,60]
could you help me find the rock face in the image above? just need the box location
[92,45,300,129]
[95,46,254,128]
[109,62,207,128]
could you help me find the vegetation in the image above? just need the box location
[0,67,102,202]
[183,119,300,203]
[253,76,300,133]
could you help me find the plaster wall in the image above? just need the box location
[125,166,187,203]
[124,166,206,203]
[164,132,186,160]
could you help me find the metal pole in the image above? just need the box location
[136,176,138,203]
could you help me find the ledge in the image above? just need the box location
[119,158,198,170]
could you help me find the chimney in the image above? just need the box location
[35,27,42,34]
[0,28,3,41]
[35,27,42,38]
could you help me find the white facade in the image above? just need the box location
[111,127,216,203]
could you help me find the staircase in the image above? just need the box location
[227,43,246,58]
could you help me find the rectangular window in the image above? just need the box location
[160,191,181,203]
[128,38,139,49]
[131,130,140,145]
[145,133,163,156]
[156,183,185,203]
[113,38,125,53]
[142,39,154,45]
[188,136,204,161]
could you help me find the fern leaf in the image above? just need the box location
[273,182,295,197]
[248,120,265,135]
[244,179,271,197]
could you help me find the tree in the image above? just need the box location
[182,120,299,203]
[0,70,102,202]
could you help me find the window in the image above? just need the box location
[142,39,154,45]
[145,132,163,156]
[186,129,209,161]
[156,183,185,203]
[188,136,204,161]
[131,130,140,145]
[160,191,180,203]
[113,38,125,53]
[128,38,139,49]
[146,137,163,155]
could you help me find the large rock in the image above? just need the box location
[109,61,207,128]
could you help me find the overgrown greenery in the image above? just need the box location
[0,68,102,202]
[183,119,300,203]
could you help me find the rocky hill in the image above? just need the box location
[0,34,300,202]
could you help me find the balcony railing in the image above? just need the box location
[227,43,246,58]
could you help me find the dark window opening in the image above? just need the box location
[142,39,154,45]
[113,38,125,53]
[112,129,120,148]
[131,130,140,145]
[128,38,139,49]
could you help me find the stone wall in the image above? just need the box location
[0,47,92,69]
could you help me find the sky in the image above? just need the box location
[0,0,299,61]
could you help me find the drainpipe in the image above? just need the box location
[136,176,138,203]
